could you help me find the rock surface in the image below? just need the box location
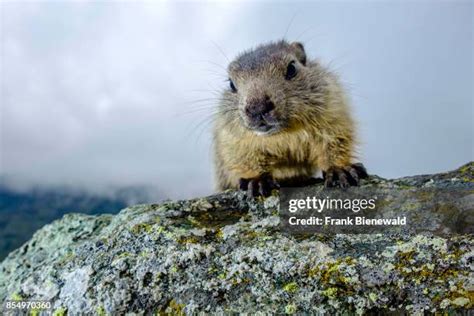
[1,163,473,315]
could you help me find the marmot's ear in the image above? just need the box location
[290,42,306,65]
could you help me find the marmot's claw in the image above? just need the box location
[351,163,368,179]
[324,163,368,188]
[239,174,279,197]
[239,178,249,191]
[324,167,349,188]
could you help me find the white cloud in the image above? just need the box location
[1,1,472,199]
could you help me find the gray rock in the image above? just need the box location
[1,163,473,315]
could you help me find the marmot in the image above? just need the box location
[213,40,367,196]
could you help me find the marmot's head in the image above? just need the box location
[223,40,326,135]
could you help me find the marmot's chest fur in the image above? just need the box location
[212,40,367,196]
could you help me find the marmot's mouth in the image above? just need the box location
[248,122,282,136]
[241,109,283,135]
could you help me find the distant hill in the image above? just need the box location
[0,185,156,260]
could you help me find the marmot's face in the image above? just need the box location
[224,41,319,136]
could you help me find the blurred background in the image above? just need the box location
[0,0,472,259]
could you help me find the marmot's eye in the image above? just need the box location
[285,61,297,80]
[229,79,237,93]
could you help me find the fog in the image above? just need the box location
[1,1,472,200]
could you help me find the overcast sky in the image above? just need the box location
[1,1,473,200]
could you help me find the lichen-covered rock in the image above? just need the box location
[1,163,473,315]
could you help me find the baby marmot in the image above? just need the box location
[213,40,367,196]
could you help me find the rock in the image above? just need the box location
[1,163,473,315]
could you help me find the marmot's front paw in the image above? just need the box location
[239,173,279,197]
[323,163,368,188]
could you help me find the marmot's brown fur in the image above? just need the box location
[213,40,367,196]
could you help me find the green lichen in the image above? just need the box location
[29,309,40,316]
[131,223,153,234]
[96,306,106,316]
[57,251,75,266]
[177,235,201,244]
[283,282,298,293]
[154,225,181,240]
[10,293,22,301]
[139,251,151,258]
[452,297,470,307]
[53,308,67,316]
[459,165,470,174]
[116,252,131,259]
[311,257,357,286]
[170,265,178,274]
[161,299,185,316]
[368,292,378,303]
[322,287,338,299]
[285,303,297,314]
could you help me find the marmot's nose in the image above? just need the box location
[245,96,275,118]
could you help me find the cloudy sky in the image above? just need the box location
[1,1,472,200]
